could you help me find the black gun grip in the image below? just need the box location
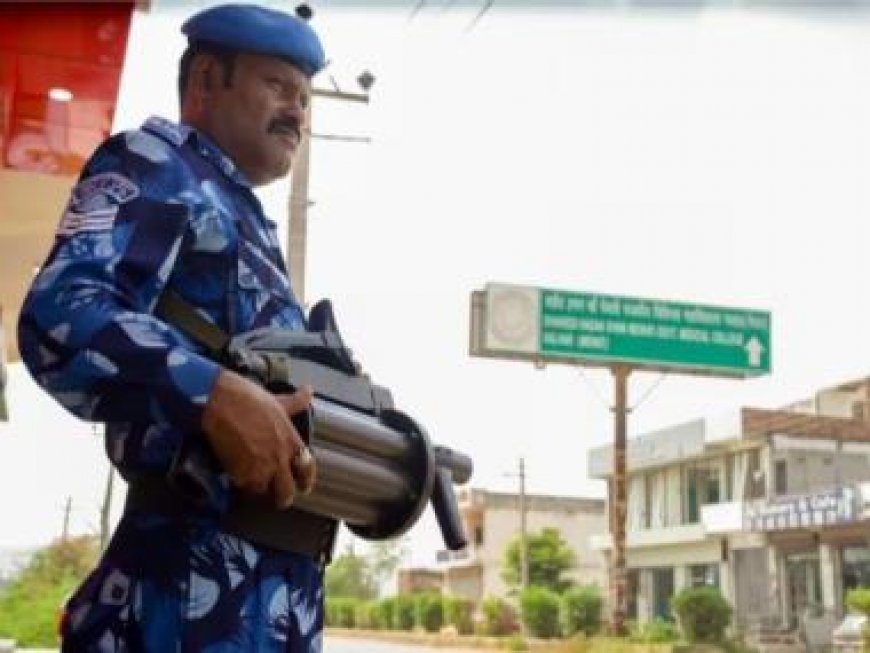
[431,466,468,551]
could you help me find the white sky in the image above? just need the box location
[3,2,870,566]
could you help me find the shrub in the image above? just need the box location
[0,536,100,648]
[561,586,603,637]
[354,600,382,630]
[325,597,358,628]
[520,586,561,639]
[414,592,444,632]
[394,594,415,631]
[629,618,681,643]
[483,596,519,636]
[845,588,870,652]
[846,588,870,616]
[374,597,396,630]
[505,634,530,651]
[444,595,474,635]
[671,586,732,643]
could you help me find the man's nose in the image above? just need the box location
[283,94,307,127]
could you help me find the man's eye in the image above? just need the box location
[266,78,284,93]
[300,94,310,110]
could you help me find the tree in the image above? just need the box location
[502,527,576,593]
[0,535,99,648]
[324,548,377,599]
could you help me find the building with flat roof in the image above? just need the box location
[438,488,608,607]
[587,377,870,646]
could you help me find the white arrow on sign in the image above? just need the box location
[745,336,764,367]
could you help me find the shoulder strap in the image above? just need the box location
[156,290,229,359]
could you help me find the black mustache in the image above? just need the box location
[268,118,301,140]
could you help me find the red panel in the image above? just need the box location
[0,2,134,176]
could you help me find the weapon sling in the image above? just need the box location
[124,290,338,565]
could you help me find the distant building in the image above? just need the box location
[438,488,608,606]
[587,376,870,646]
[397,568,443,595]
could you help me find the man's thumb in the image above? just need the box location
[277,385,313,416]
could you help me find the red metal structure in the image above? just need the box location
[0,2,133,176]
[0,2,135,368]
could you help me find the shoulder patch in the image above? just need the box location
[75,172,139,208]
[57,172,139,237]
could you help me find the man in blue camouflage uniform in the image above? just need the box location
[18,4,330,651]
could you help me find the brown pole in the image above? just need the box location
[519,457,528,590]
[288,107,312,307]
[610,364,630,635]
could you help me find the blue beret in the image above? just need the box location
[181,3,326,77]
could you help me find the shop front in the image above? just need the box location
[746,485,870,631]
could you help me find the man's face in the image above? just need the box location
[201,52,310,186]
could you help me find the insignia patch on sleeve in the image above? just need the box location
[57,172,140,237]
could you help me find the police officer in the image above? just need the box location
[19,4,330,650]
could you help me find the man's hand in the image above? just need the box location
[201,369,316,508]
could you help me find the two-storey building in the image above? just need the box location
[588,377,870,639]
[438,488,609,607]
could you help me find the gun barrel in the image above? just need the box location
[310,397,408,460]
[313,444,413,506]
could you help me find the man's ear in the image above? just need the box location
[188,54,218,105]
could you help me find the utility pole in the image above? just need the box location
[518,456,529,590]
[610,364,631,635]
[287,86,370,306]
[100,464,114,551]
[61,496,72,541]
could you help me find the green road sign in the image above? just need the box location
[471,284,771,377]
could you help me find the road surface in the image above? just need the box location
[325,635,482,652]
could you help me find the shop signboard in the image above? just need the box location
[744,487,857,532]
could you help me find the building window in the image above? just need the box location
[651,568,675,621]
[744,449,765,500]
[626,569,639,620]
[725,454,734,501]
[774,459,788,496]
[688,564,720,588]
[684,464,721,524]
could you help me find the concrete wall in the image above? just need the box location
[771,447,870,496]
[476,496,608,600]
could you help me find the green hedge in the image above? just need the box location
[394,595,415,631]
[671,586,732,643]
[846,588,870,616]
[444,596,474,635]
[328,594,479,634]
[325,597,359,628]
[561,586,603,637]
[629,618,681,643]
[414,592,444,632]
[482,596,519,636]
[354,601,382,630]
[845,588,870,652]
[520,586,561,638]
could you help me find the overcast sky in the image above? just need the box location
[3,1,870,566]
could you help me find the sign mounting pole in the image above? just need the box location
[610,364,630,635]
